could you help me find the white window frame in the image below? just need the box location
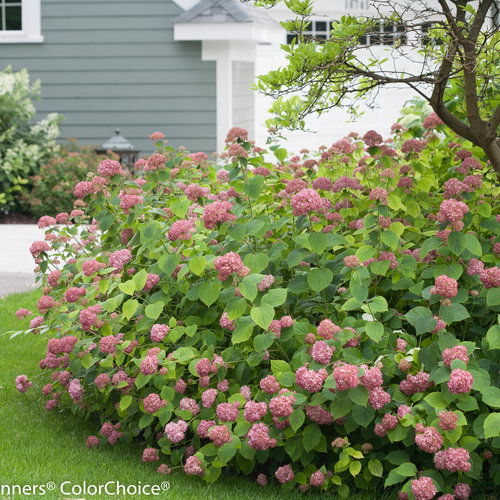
[0,0,43,43]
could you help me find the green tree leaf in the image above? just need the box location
[199,282,221,307]
[250,305,275,330]
[261,288,287,307]
[307,268,333,292]
[145,301,164,320]
[484,413,500,439]
[122,298,139,320]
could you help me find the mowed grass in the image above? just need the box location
[0,291,382,500]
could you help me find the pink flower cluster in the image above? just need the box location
[168,219,195,241]
[98,159,125,177]
[208,425,232,447]
[164,420,188,443]
[442,345,469,367]
[290,189,323,216]
[317,319,342,339]
[295,365,328,393]
[333,363,359,390]
[109,249,132,270]
[415,424,443,453]
[100,421,123,444]
[438,411,458,431]
[249,420,280,449]
[448,369,474,393]
[202,200,236,229]
[15,374,32,393]
[64,286,86,303]
[434,447,471,472]
[214,252,249,281]
[310,340,334,364]
[150,324,169,342]
[431,275,458,298]
[400,371,432,395]
[411,476,436,500]
[79,305,102,331]
[82,259,106,276]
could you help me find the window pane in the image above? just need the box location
[0,9,3,31]
[286,34,297,44]
[6,6,22,30]
[315,21,327,32]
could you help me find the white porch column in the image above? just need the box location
[203,41,234,153]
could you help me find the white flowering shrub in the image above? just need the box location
[11,116,500,499]
[0,66,61,213]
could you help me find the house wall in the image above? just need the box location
[0,0,217,153]
[232,60,255,140]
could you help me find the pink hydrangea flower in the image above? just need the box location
[86,435,100,448]
[442,345,469,367]
[247,423,277,450]
[168,219,196,241]
[411,476,436,500]
[142,448,160,462]
[260,375,280,394]
[454,483,471,500]
[360,366,383,390]
[368,387,391,410]
[317,319,342,340]
[275,464,294,484]
[109,249,132,270]
[184,456,204,476]
[415,424,443,453]
[164,420,188,443]
[15,374,32,393]
[214,252,249,281]
[208,425,232,447]
[15,308,32,319]
[431,275,458,298]
[295,365,327,393]
[143,393,167,414]
[150,324,170,342]
[438,411,458,431]
[333,363,359,391]
[216,402,240,422]
[310,340,334,364]
[244,401,267,422]
[202,201,236,229]
[448,369,474,393]
[434,447,471,472]
[290,189,323,216]
[98,159,125,177]
[400,371,432,395]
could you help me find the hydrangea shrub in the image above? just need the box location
[0,66,61,213]
[13,119,500,498]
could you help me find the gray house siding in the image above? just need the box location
[0,0,217,153]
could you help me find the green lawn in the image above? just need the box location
[0,291,380,500]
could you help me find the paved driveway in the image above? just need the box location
[0,225,43,297]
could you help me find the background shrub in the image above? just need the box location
[21,141,113,218]
[12,115,500,499]
[0,66,61,214]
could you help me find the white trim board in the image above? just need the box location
[0,0,43,43]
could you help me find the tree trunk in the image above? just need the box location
[479,137,500,180]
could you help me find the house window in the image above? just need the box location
[286,20,334,44]
[421,22,444,45]
[0,0,43,42]
[287,19,406,46]
[0,0,22,31]
[360,22,406,46]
